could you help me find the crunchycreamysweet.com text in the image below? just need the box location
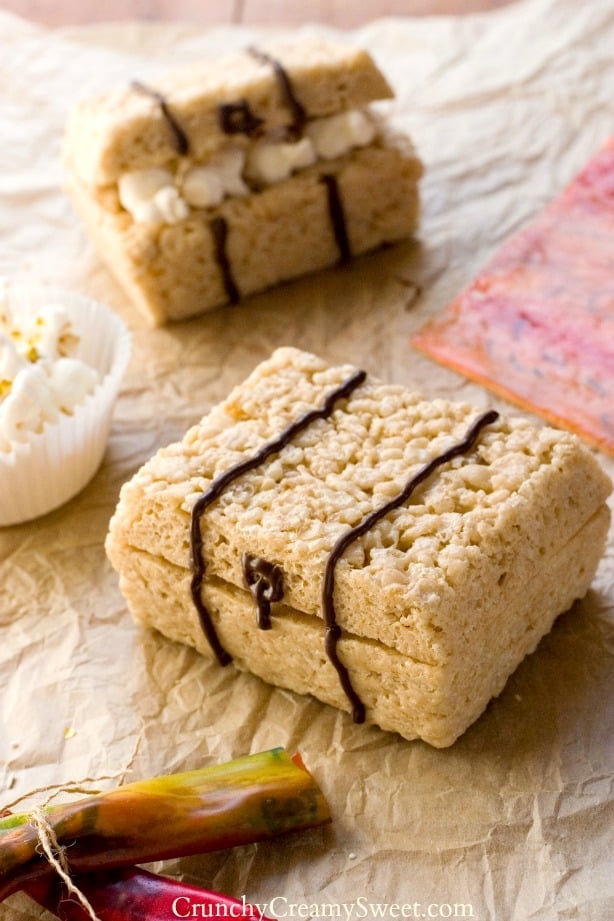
[170,895,476,919]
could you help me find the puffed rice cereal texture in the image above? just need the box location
[106,348,612,746]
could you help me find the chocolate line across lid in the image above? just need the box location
[322,409,500,724]
[189,367,367,666]
[131,80,190,156]
[209,216,240,305]
[322,174,351,264]
[247,46,307,137]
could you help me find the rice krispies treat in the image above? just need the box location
[64,39,422,325]
[64,38,394,186]
[105,347,612,746]
[66,142,421,325]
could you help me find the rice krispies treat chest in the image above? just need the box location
[64,39,422,326]
[106,348,612,747]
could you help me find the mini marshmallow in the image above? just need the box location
[114,112,375,224]
[306,110,376,160]
[182,149,250,206]
[118,168,174,213]
[182,167,225,208]
[25,305,77,361]
[152,186,190,224]
[245,137,316,185]
[118,169,189,224]
[216,148,251,197]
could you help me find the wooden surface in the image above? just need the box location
[3,0,518,28]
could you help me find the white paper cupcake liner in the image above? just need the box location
[0,283,131,526]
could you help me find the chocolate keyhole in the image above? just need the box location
[242,553,284,629]
[218,100,264,136]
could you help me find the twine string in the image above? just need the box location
[29,806,102,921]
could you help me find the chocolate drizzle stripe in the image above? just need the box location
[209,216,240,305]
[322,409,500,724]
[190,368,367,666]
[247,46,307,136]
[322,175,351,264]
[131,80,189,156]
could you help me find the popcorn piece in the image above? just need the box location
[0,333,27,390]
[50,357,100,414]
[27,304,78,360]
[0,300,101,450]
[0,364,60,442]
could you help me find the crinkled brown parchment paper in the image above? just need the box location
[1,1,613,918]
